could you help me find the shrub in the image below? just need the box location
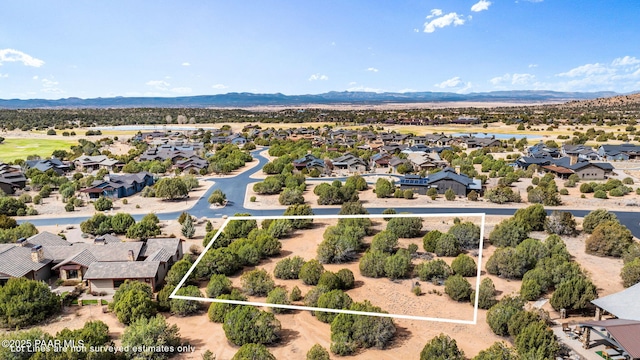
[279,188,304,205]
[299,259,325,285]
[434,233,460,257]
[508,310,541,338]
[386,216,423,238]
[232,343,276,360]
[274,256,306,280]
[474,342,518,360]
[423,230,443,252]
[545,211,578,236]
[108,280,156,325]
[121,315,180,359]
[93,196,113,211]
[550,276,597,310]
[316,290,353,323]
[370,230,398,253]
[513,204,547,231]
[317,271,342,291]
[585,220,634,257]
[444,275,472,302]
[582,209,618,233]
[486,296,525,336]
[206,274,233,298]
[486,247,527,279]
[515,321,560,360]
[444,188,456,201]
[223,306,281,346]
[416,259,452,283]
[171,285,203,316]
[451,254,477,277]
[593,189,608,199]
[467,190,478,201]
[489,218,529,247]
[471,278,497,309]
[290,286,303,301]
[621,258,640,287]
[359,250,389,278]
[384,252,412,280]
[266,287,291,314]
[307,344,330,360]
[403,189,414,199]
[330,301,396,355]
[375,178,394,198]
[208,290,247,323]
[241,269,275,297]
[64,202,75,212]
[0,278,60,328]
[336,268,355,290]
[448,221,481,250]
[420,334,465,360]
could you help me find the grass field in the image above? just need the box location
[0,138,77,162]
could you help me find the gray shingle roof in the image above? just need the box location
[27,232,71,247]
[140,238,180,258]
[52,249,98,270]
[84,261,160,279]
[144,248,172,263]
[0,247,51,278]
[44,242,143,263]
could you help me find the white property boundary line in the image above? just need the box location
[170,213,486,325]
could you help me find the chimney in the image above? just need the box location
[94,236,105,245]
[569,155,577,166]
[31,245,44,263]
[454,166,461,174]
[128,250,135,261]
[16,237,27,247]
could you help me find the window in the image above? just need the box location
[67,269,79,279]
[113,280,125,288]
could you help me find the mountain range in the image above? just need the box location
[0,90,620,109]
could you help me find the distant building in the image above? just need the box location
[399,167,481,196]
[80,172,154,199]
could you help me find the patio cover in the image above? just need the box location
[591,283,640,321]
[579,319,640,359]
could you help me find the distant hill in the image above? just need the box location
[560,92,640,108]
[0,90,620,109]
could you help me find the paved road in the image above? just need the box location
[19,148,640,238]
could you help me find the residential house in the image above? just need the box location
[331,153,369,174]
[599,143,640,161]
[370,153,392,170]
[406,152,447,172]
[0,162,27,195]
[24,158,71,175]
[399,167,482,196]
[0,232,183,294]
[561,144,601,161]
[567,161,614,180]
[292,154,326,173]
[528,142,560,158]
[74,155,122,172]
[388,157,410,174]
[175,156,209,173]
[457,135,503,149]
[80,172,154,199]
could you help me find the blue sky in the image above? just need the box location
[1,1,639,99]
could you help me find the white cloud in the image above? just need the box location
[434,76,462,88]
[557,63,610,77]
[41,78,63,94]
[0,73,8,78]
[170,87,192,94]
[471,0,491,12]
[181,62,191,66]
[348,81,357,86]
[398,88,417,93]
[0,49,45,67]
[308,73,329,81]
[528,64,538,68]
[212,84,228,89]
[490,73,536,86]
[32,75,39,80]
[426,9,444,19]
[366,67,379,73]
[612,56,640,67]
[424,11,466,33]
[346,85,385,93]
[146,80,170,90]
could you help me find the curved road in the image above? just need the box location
[20,149,640,238]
